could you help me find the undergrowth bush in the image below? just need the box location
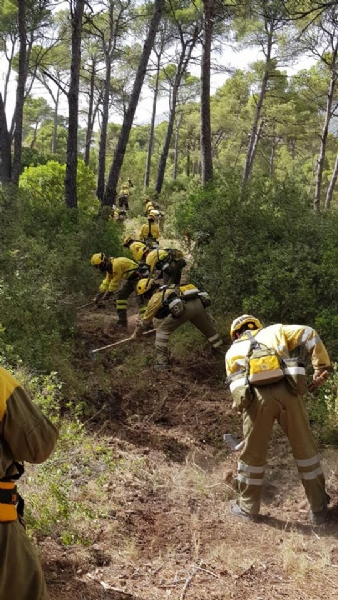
[173,171,338,361]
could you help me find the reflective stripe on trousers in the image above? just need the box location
[237,380,327,515]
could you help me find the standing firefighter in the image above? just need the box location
[90,253,149,327]
[139,211,160,247]
[225,314,331,525]
[131,279,223,369]
[118,178,133,211]
[0,366,58,599]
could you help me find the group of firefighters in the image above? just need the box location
[0,186,334,599]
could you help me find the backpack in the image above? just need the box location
[245,337,284,386]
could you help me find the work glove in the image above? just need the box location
[308,369,329,392]
[312,369,329,387]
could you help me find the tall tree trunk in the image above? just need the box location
[0,94,12,184]
[103,0,165,208]
[65,0,85,209]
[144,65,160,189]
[186,141,191,177]
[173,113,182,180]
[97,34,114,201]
[52,87,60,154]
[325,152,338,209]
[200,0,214,186]
[242,29,273,188]
[248,118,265,177]
[84,60,96,166]
[314,47,338,212]
[155,25,198,194]
[12,0,27,185]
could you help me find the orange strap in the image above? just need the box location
[0,482,18,522]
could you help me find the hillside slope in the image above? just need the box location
[28,307,338,600]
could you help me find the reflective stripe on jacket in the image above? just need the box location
[146,249,169,274]
[225,323,331,380]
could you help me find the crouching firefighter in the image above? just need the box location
[90,253,149,327]
[0,366,58,599]
[130,279,223,369]
[225,314,332,526]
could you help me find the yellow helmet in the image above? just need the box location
[123,235,134,247]
[136,278,155,296]
[230,314,263,341]
[148,209,159,218]
[90,252,107,267]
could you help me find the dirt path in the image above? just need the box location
[38,300,338,600]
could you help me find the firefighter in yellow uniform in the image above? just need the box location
[225,314,331,525]
[90,253,149,327]
[139,211,160,247]
[123,237,149,262]
[0,366,58,599]
[131,279,223,369]
[118,178,133,211]
[144,200,155,216]
[146,247,186,285]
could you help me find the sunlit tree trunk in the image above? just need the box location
[12,0,27,184]
[314,45,338,212]
[65,0,85,209]
[144,66,160,189]
[200,0,214,185]
[325,152,338,209]
[103,0,165,208]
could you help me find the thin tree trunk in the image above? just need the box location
[248,118,264,176]
[12,0,27,184]
[84,60,96,166]
[144,65,160,188]
[65,0,85,209]
[0,93,12,184]
[173,113,182,180]
[155,39,197,194]
[200,0,214,185]
[186,141,191,177]
[97,45,113,201]
[325,152,338,209]
[314,47,338,212]
[52,87,60,154]
[103,0,165,208]
[242,28,273,188]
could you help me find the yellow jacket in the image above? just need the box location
[141,284,198,327]
[139,222,160,241]
[0,367,58,480]
[145,248,169,274]
[99,257,139,293]
[225,323,331,379]
[128,242,147,262]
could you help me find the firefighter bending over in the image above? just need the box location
[90,253,149,328]
[225,314,331,526]
[131,279,223,369]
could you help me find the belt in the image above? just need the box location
[0,482,18,522]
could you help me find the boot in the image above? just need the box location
[117,310,128,328]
